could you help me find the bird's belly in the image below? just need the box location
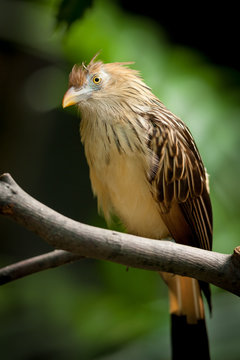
[90,154,170,240]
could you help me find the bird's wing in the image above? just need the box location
[147,110,213,251]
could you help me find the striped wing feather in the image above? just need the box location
[147,112,213,310]
[147,113,213,251]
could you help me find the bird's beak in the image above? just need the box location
[62,87,78,108]
[62,86,91,108]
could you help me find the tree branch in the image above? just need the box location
[0,250,83,285]
[0,173,240,296]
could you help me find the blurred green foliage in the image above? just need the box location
[0,0,240,359]
[56,0,93,27]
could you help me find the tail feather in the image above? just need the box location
[161,273,210,359]
[171,314,210,360]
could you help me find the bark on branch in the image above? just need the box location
[0,173,240,296]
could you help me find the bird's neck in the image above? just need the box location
[79,102,150,172]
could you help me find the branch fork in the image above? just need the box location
[0,173,240,296]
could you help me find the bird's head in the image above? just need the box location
[62,53,148,112]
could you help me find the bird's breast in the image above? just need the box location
[81,118,169,239]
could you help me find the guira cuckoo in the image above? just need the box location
[62,54,212,359]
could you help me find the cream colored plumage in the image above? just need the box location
[63,54,213,359]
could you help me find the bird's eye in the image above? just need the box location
[92,75,102,84]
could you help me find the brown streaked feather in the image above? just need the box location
[147,111,213,251]
[147,110,212,310]
[180,187,213,250]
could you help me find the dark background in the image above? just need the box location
[1,1,240,359]
[123,2,240,71]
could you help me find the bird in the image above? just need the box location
[62,53,213,360]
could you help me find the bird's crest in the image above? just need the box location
[88,51,135,67]
[69,52,135,88]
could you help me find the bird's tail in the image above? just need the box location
[161,272,210,360]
